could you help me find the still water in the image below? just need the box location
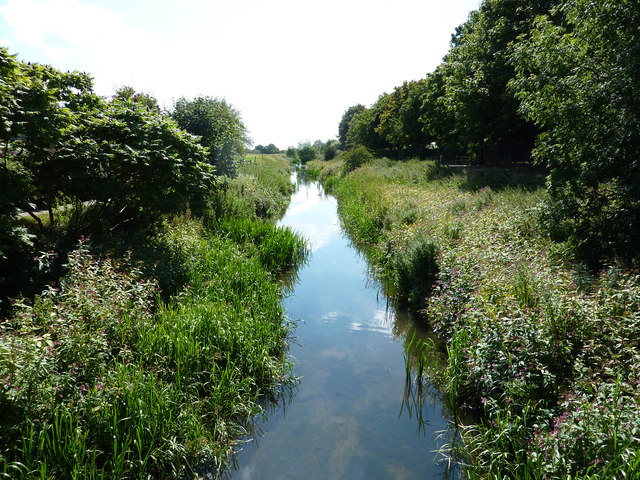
[231,174,457,479]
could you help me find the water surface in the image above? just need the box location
[232,174,456,479]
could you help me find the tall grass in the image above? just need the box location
[308,157,640,479]
[1,157,308,478]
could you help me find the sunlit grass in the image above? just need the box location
[0,156,308,478]
[311,156,640,479]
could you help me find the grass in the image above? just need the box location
[0,156,308,478]
[308,156,640,479]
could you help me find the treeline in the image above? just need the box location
[0,47,249,303]
[339,0,640,268]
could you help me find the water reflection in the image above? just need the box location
[229,168,459,479]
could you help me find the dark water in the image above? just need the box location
[231,174,457,479]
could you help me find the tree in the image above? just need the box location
[297,142,317,163]
[511,0,640,266]
[172,96,249,177]
[2,51,99,228]
[113,86,160,112]
[345,96,392,154]
[338,104,365,149]
[324,140,339,160]
[65,96,213,223]
[435,0,552,162]
[265,143,279,154]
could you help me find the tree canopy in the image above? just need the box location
[172,96,249,177]
[337,0,640,266]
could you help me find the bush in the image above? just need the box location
[342,145,373,173]
[297,143,317,163]
[391,236,439,306]
[324,142,338,161]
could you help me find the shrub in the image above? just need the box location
[342,145,373,173]
[391,236,439,306]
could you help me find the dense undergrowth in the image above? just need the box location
[308,157,640,479]
[0,156,307,479]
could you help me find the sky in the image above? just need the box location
[0,0,480,149]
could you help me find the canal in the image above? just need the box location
[232,172,458,479]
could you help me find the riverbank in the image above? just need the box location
[307,157,640,479]
[0,155,308,478]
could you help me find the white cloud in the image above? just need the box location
[0,0,480,147]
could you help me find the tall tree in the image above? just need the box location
[511,0,640,266]
[438,0,552,162]
[338,104,365,149]
[346,95,392,154]
[172,96,249,177]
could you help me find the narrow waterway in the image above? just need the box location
[232,173,458,479]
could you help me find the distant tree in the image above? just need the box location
[255,144,265,154]
[297,142,317,163]
[286,146,297,159]
[265,143,279,154]
[172,96,249,177]
[338,104,365,149]
[324,140,339,160]
[346,96,392,154]
[312,139,324,154]
[113,86,160,112]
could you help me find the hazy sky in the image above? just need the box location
[0,0,480,148]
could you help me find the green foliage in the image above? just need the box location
[296,141,317,163]
[338,104,365,150]
[436,0,552,161]
[316,157,640,479]
[66,96,213,221]
[391,236,439,306]
[285,146,297,159]
[172,96,249,177]
[323,140,339,160]
[208,155,294,220]
[345,97,392,154]
[342,144,373,173]
[0,213,308,478]
[511,0,640,267]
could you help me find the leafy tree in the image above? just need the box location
[375,80,432,157]
[297,142,317,163]
[172,96,249,177]
[0,48,33,260]
[255,144,265,154]
[286,146,297,159]
[65,96,213,223]
[113,86,160,112]
[418,67,467,159]
[436,0,551,162]
[342,145,373,172]
[338,104,365,149]
[265,143,279,154]
[345,96,392,154]
[2,51,99,228]
[511,0,640,266]
[324,140,339,160]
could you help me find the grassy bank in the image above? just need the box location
[0,156,307,479]
[308,157,640,479]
